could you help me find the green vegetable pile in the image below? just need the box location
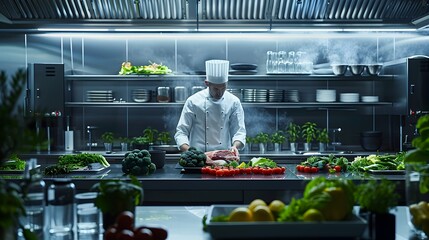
[249,157,277,168]
[178,147,206,167]
[119,61,172,75]
[348,153,405,172]
[0,154,25,171]
[355,179,399,214]
[122,149,156,176]
[44,153,110,175]
[278,177,355,222]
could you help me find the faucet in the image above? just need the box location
[331,128,342,151]
[86,125,98,150]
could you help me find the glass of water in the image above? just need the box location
[75,192,100,235]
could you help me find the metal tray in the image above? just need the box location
[206,205,367,239]
[368,169,405,175]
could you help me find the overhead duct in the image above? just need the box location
[0,0,428,31]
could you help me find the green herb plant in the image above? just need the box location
[255,132,270,144]
[157,131,172,145]
[316,128,330,143]
[354,179,399,214]
[301,122,318,143]
[143,127,158,145]
[101,132,114,143]
[404,114,429,194]
[271,130,286,144]
[286,122,301,143]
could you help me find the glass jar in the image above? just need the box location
[47,179,76,236]
[157,87,170,103]
[406,162,429,238]
[266,51,278,73]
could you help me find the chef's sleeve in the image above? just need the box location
[174,100,194,149]
[230,101,246,150]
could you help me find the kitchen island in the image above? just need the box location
[3,151,407,206]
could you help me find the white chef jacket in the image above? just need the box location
[174,88,246,152]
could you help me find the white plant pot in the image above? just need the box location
[304,143,312,151]
[104,143,112,152]
[290,142,298,152]
[319,143,327,152]
[259,143,267,154]
[274,143,282,152]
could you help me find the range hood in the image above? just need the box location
[0,0,428,32]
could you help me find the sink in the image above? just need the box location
[294,151,353,155]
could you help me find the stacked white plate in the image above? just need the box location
[361,96,379,102]
[316,89,336,102]
[227,89,242,100]
[132,89,151,103]
[86,90,113,102]
[340,93,359,103]
[268,89,284,102]
[284,90,299,102]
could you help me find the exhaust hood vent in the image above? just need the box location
[0,0,428,31]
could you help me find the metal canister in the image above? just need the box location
[191,86,205,95]
[174,86,188,103]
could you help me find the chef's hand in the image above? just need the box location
[230,146,239,157]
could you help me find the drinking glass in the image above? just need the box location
[277,51,287,73]
[266,51,278,73]
[75,192,100,235]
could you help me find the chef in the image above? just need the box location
[174,59,246,153]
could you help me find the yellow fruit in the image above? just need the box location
[252,205,275,222]
[303,208,324,222]
[268,200,286,218]
[319,187,349,221]
[229,207,253,222]
[248,199,267,212]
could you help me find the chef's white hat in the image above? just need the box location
[205,60,229,84]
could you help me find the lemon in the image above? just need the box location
[252,205,275,222]
[229,207,253,222]
[319,187,350,221]
[303,208,324,222]
[268,200,286,218]
[248,199,267,212]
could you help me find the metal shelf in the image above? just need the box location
[65,101,392,108]
[64,74,394,81]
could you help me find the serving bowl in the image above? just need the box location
[331,64,348,76]
[349,65,366,76]
[367,64,383,76]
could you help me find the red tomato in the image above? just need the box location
[295,165,301,171]
[215,169,223,176]
[280,166,286,173]
[252,167,260,174]
[304,166,311,173]
[235,169,240,175]
[334,165,342,172]
[244,168,252,174]
[201,167,207,174]
[311,166,319,173]
[209,168,216,175]
[116,211,134,231]
[298,165,305,172]
[223,169,230,176]
[273,167,282,174]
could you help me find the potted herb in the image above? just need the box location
[131,136,149,150]
[355,179,399,240]
[91,176,143,230]
[286,122,301,152]
[301,122,317,151]
[157,131,172,145]
[255,132,270,153]
[245,136,255,153]
[118,137,130,152]
[404,114,429,237]
[271,130,286,152]
[316,128,330,152]
[143,127,158,145]
[101,131,114,153]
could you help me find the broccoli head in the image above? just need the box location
[122,149,156,176]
